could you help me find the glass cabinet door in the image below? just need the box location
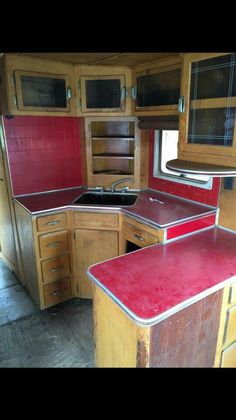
[14,70,71,112]
[134,62,181,115]
[180,53,236,157]
[136,68,181,108]
[80,75,126,112]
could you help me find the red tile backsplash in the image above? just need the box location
[3,116,85,195]
[148,129,220,207]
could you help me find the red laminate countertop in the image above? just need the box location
[88,227,236,326]
[14,187,216,228]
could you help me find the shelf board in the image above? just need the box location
[93,154,134,159]
[166,159,236,176]
[92,136,135,141]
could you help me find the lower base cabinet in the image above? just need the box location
[93,286,223,367]
[74,229,119,298]
[214,283,236,367]
[72,211,122,299]
[13,205,123,308]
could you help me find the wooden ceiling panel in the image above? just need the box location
[17,52,179,67]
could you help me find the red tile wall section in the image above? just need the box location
[3,116,85,195]
[148,129,220,207]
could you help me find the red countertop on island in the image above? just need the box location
[88,227,236,326]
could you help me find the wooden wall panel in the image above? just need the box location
[149,291,223,367]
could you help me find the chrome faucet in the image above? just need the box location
[110,177,135,193]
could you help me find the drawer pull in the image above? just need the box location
[51,289,64,296]
[134,233,144,241]
[47,241,63,248]
[45,220,61,226]
[48,265,64,272]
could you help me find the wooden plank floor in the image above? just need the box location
[0,258,95,367]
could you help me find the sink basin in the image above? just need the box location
[73,192,138,206]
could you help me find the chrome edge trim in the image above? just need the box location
[15,185,84,198]
[87,268,236,327]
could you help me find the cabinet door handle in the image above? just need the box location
[121,87,126,100]
[51,289,64,296]
[45,220,60,226]
[47,241,63,247]
[131,86,137,99]
[178,96,185,113]
[48,265,64,272]
[134,233,144,241]
[66,87,72,101]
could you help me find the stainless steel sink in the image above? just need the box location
[73,192,138,206]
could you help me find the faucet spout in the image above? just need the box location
[110,177,135,193]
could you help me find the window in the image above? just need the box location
[153,130,213,190]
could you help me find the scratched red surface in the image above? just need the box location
[14,188,216,227]
[88,228,236,321]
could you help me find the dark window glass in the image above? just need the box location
[21,76,67,108]
[85,79,121,109]
[188,108,236,147]
[188,53,236,146]
[137,69,180,107]
[190,54,236,100]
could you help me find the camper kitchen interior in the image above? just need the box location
[0,51,236,368]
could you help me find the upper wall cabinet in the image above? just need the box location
[75,65,132,117]
[132,56,182,116]
[0,54,77,116]
[178,52,236,167]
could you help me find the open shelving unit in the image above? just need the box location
[85,116,149,189]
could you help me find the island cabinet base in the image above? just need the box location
[93,287,223,367]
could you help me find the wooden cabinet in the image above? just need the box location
[132,56,182,116]
[214,282,236,367]
[72,211,122,298]
[85,116,149,190]
[125,215,164,250]
[92,286,222,367]
[0,54,77,116]
[14,205,72,309]
[179,52,236,168]
[75,65,132,116]
[0,121,18,274]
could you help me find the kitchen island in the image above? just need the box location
[88,227,236,367]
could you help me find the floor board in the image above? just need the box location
[0,258,95,368]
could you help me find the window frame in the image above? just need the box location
[153,130,213,190]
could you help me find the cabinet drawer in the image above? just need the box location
[220,341,236,367]
[229,283,236,305]
[224,305,236,347]
[39,230,69,258]
[125,222,160,248]
[73,212,119,229]
[41,254,71,284]
[36,213,67,232]
[43,278,71,307]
